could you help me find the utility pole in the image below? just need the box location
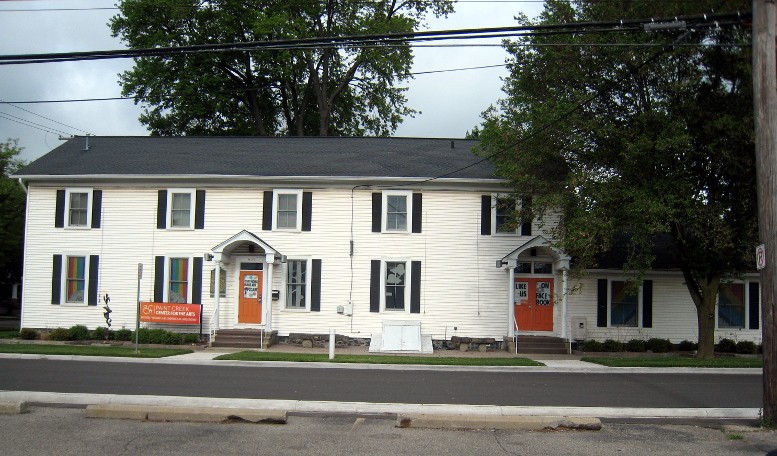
[753,0,777,424]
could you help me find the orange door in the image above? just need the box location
[238,270,262,324]
[514,278,554,331]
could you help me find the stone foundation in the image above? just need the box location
[280,333,370,348]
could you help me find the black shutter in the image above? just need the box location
[157,190,167,229]
[55,189,65,228]
[154,256,165,302]
[371,193,382,233]
[642,280,653,328]
[596,279,608,327]
[480,195,491,235]
[412,193,423,233]
[749,282,760,330]
[192,257,203,304]
[410,261,421,314]
[370,260,381,312]
[195,190,206,229]
[520,221,532,236]
[311,259,322,311]
[262,191,273,231]
[88,255,99,306]
[91,190,102,229]
[302,191,313,232]
[51,254,62,304]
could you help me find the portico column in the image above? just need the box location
[265,253,275,331]
[561,268,569,340]
[213,260,221,332]
[508,265,515,336]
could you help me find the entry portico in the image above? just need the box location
[210,230,284,334]
[500,236,571,340]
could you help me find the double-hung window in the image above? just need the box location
[273,190,303,231]
[168,258,190,303]
[65,188,92,228]
[718,283,745,328]
[385,261,407,310]
[494,196,513,233]
[386,195,408,231]
[487,194,532,236]
[286,260,307,309]
[65,256,86,303]
[168,190,194,229]
[610,281,639,327]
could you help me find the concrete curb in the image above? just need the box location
[86,404,287,423]
[0,400,27,414]
[397,414,602,431]
[0,391,761,421]
[0,353,762,375]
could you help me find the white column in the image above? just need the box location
[213,261,221,332]
[507,265,515,336]
[264,253,275,331]
[561,268,569,340]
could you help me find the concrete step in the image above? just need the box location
[514,336,568,354]
[212,329,275,349]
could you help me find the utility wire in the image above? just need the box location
[0,112,71,136]
[0,99,90,134]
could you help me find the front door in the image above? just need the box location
[238,270,262,324]
[514,278,554,331]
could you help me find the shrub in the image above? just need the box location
[677,340,697,351]
[182,333,199,344]
[48,328,70,341]
[736,341,756,354]
[625,339,647,352]
[19,328,38,340]
[646,338,672,353]
[581,340,604,352]
[91,327,111,340]
[67,325,90,341]
[113,328,133,341]
[602,339,625,352]
[716,338,737,353]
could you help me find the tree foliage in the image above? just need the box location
[0,139,26,288]
[476,0,754,358]
[110,0,453,136]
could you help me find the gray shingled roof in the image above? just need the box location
[16,136,499,180]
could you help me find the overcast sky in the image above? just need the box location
[0,0,544,163]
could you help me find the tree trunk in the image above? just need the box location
[695,290,717,359]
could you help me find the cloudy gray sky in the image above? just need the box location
[0,0,544,163]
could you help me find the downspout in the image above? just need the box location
[17,178,27,194]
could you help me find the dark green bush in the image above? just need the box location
[182,334,199,344]
[625,339,647,352]
[716,338,737,353]
[602,339,625,352]
[91,327,111,340]
[736,341,756,354]
[113,328,133,341]
[677,340,697,351]
[646,338,672,353]
[48,328,70,341]
[19,328,37,340]
[67,325,90,341]
[581,340,604,352]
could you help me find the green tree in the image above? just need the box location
[110,0,453,136]
[0,139,26,293]
[476,0,754,359]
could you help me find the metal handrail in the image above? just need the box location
[208,306,218,346]
[513,319,519,355]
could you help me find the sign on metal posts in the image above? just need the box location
[756,244,767,270]
[135,263,142,353]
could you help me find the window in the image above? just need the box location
[168,258,189,303]
[495,196,513,233]
[382,191,413,233]
[718,283,745,328]
[385,261,406,310]
[65,256,86,303]
[168,190,194,229]
[273,190,303,231]
[611,281,638,327]
[490,194,531,235]
[64,188,92,228]
[209,268,226,298]
[286,260,307,309]
[515,261,553,274]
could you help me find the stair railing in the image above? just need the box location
[513,319,519,355]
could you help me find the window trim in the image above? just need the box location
[273,189,303,231]
[381,259,411,313]
[608,279,642,328]
[283,258,312,311]
[165,256,193,303]
[165,188,195,230]
[64,188,92,229]
[716,281,748,330]
[382,190,412,233]
[61,253,90,306]
[491,193,532,236]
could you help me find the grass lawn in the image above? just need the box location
[215,351,543,366]
[581,356,762,368]
[0,330,19,339]
[0,343,192,358]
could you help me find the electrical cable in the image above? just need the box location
[0,99,90,134]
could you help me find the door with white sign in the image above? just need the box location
[514,278,554,331]
[238,269,262,324]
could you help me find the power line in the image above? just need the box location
[0,99,90,134]
[0,112,71,136]
[0,12,748,65]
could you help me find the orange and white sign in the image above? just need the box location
[140,302,201,324]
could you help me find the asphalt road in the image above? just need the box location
[0,359,761,408]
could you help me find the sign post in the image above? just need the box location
[135,263,142,354]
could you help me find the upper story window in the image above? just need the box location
[157,189,205,230]
[495,196,513,233]
[263,190,310,232]
[276,191,301,230]
[482,194,531,236]
[372,191,422,234]
[56,188,101,229]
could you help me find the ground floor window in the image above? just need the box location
[66,256,86,303]
[168,258,189,303]
[610,281,638,327]
[385,261,406,310]
[286,260,307,309]
[718,283,745,328]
